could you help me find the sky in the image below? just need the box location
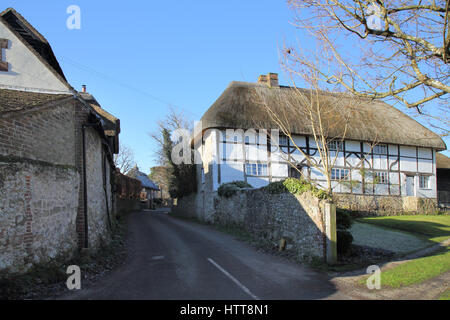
[3,1,448,172]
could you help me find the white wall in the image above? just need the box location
[201,130,438,199]
[0,20,71,94]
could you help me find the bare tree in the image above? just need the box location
[149,107,196,198]
[284,0,450,136]
[150,107,193,166]
[114,144,136,174]
[255,70,377,195]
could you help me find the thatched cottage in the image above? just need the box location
[193,73,446,215]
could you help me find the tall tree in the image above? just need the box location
[150,109,197,198]
[285,0,449,137]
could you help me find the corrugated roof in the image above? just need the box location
[200,81,446,150]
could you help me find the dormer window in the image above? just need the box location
[0,39,9,72]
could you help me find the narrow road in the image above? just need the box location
[59,210,338,300]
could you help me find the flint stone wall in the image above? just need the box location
[0,157,79,273]
[174,188,330,261]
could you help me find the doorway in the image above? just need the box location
[405,175,415,196]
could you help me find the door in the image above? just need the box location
[405,175,415,196]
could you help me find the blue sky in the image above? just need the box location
[3,1,448,172]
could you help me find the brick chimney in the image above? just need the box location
[81,85,86,93]
[257,73,278,87]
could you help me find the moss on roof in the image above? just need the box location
[0,89,71,113]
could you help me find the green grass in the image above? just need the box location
[356,215,450,243]
[354,215,450,290]
[359,247,450,288]
[439,289,450,300]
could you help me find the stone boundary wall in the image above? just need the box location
[115,198,141,216]
[174,189,336,262]
[333,194,440,216]
[0,157,79,273]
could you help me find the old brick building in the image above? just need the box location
[0,8,120,273]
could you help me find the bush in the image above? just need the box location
[263,180,288,194]
[337,230,354,255]
[336,208,353,230]
[264,178,331,200]
[217,181,253,198]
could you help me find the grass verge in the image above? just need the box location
[439,289,450,300]
[356,215,450,243]
[358,246,450,288]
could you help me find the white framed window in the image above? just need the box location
[331,168,350,180]
[375,171,388,184]
[373,144,387,155]
[328,141,344,151]
[419,175,430,189]
[246,162,268,176]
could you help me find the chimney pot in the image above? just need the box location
[81,85,86,93]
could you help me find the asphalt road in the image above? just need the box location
[59,210,338,300]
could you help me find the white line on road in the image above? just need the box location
[207,258,260,300]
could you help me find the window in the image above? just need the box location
[419,175,430,189]
[0,38,8,72]
[328,141,343,151]
[246,163,268,176]
[331,168,350,180]
[373,144,387,155]
[374,171,388,184]
[279,135,288,146]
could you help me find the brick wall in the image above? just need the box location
[0,97,117,273]
[0,99,76,166]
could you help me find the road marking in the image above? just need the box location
[207,258,259,300]
[152,256,165,260]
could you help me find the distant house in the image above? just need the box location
[127,166,160,209]
[437,153,450,208]
[0,8,120,273]
[192,73,446,215]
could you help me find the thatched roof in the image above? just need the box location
[200,81,446,150]
[437,153,450,169]
[79,92,120,135]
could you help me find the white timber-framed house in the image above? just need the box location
[193,73,446,214]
